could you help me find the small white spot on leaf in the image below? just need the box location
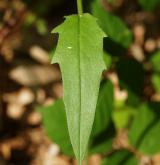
[67,46,72,49]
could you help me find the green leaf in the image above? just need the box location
[139,0,160,11]
[103,51,112,69]
[150,51,160,72]
[101,150,138,165]
[90,80,115,155]
[129,102,160,155]
[107,0,114,4]
[52,13,106,163]
[92,80,114,136]
[90,121,115,155]
[139,122,160,155]
[128,104,155,147]
[91,0,132,49]
[90,137,113,154]
[151,73,160,93]
[113,106,135,129]
[38,100,74,157]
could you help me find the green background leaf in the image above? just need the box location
[38,100,74,157]
[151,74,160,93]
[150,51,160,72]
[92,80,114,136]
[139,0,160,11]
[91,0,132,49]
[101,150,138,165]
[129,103,160,155]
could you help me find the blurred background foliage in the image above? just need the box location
[0,0,160,164]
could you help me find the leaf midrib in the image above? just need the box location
[78,15,82,162]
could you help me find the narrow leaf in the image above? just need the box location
[52,13,106,163]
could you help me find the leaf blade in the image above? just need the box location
[52,13,106,163]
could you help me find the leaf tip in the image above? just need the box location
[51,57,59,64]
[51,28,59,34]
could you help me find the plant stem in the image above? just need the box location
[77,0,83,15]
